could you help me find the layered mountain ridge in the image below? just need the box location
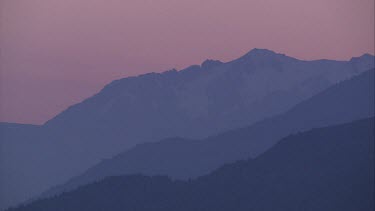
[10,117,374,211]
[38,68,375,200]
[1,49,374,209]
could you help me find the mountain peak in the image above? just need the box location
[249,48,276,54]
[201,59,223,69]
[238,48,288,61]
[349,53,375,69]
[350,53,375,61]
[245,48,278,56]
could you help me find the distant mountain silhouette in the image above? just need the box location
[45,49,374,145]
[1,49,374,209]
[38,68,375,200]
[9,117,374,211]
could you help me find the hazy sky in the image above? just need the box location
[1,0,374,124]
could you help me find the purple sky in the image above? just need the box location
[1,0,374,124]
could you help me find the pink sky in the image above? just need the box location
[1,0,374,124]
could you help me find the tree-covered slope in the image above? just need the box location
[11,117,374,211]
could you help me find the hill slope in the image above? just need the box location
[1,50,374,209]
[44,50,374,150]
[11,117,374,211]
[40,68,375,199]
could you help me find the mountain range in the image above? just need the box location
[38,68,375,200]
[9,117,374,211]
[0,49,374,209]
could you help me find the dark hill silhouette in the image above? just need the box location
[39,68,375,199]
[1,50,374,209]
[10,117,374,211]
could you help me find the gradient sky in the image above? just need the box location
[1,0,374,124]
